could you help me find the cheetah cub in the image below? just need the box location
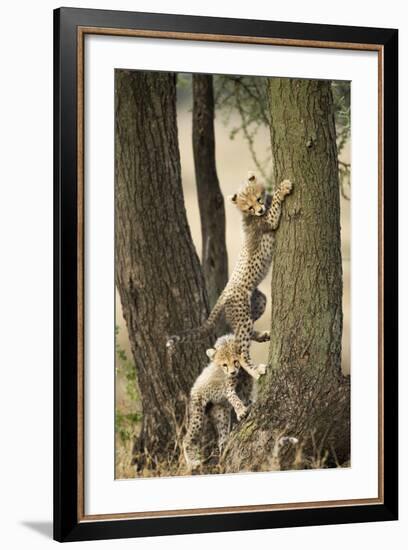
[183,334,252,471]
[168,173,293,380]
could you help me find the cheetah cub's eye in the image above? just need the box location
[223,363,228,368]
[249,207,254,213]
[257,197,263,204]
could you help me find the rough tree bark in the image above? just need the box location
[192,74,229,310]
[222,79,349,472]
[115,70,211,469]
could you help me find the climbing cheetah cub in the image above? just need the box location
[168,173,293,381]
[183,334,252,471]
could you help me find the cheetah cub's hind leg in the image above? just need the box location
[208,404,231,457]
[183,395,205,472]
[226,293,267,380]
[236,320,265,379]
[251,330,270,342]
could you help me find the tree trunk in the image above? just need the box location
[192,74,229,310]
[222,79,349,473]
[115,70,210,470]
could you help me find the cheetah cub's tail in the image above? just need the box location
[166,292,225,351]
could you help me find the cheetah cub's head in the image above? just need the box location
[206,334,241,378]
[229,172,266,217]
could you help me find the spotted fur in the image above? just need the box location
[168,173,293,380]
[183,334,252,471]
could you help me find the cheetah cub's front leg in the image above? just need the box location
[278,178,293,200]
[225,378,249,420]
[266,178,293,230]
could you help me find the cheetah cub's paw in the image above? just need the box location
[249,364,267,380]
[237,405,249,421]
[256,363,267,376]
[183,441,202,471]
[258,330,270,342]
[278,179,293,199]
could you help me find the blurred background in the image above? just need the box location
[115,75,350,472]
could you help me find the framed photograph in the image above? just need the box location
[54,7,398,542]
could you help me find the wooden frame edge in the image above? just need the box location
[77,25,85,522]
[78,25,383,51]
[377,45,385,504]
[79,497,383,523]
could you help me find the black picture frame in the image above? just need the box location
[54,7,398,542]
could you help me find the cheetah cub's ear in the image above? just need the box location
[228,194,238,204]
[206,348,216,360]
